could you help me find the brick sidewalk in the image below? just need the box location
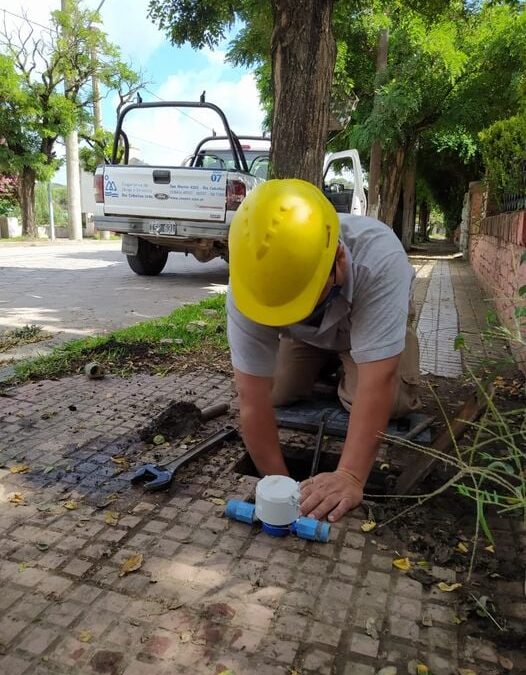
[0,251,519,675]
[1,368,517,675]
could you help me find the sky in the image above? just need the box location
[2,0,266,181]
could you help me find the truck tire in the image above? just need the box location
[126,239,169,276]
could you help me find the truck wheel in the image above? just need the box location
[126,240,168,276]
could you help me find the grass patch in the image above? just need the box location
[9,294,229,385]
[0,324,49,352]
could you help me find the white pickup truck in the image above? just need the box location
[94,100,367,276]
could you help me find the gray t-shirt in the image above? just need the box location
[227,214,414,377]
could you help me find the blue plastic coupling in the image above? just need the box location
[291,516,331,543]
[261,522,291,537]
[225,499,257,524]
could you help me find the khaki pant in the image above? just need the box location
[271,323,421,419]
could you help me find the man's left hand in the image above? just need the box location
[300,470,363,522]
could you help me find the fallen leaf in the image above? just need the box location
[78,630,93,643]
[452,615,466,625]
[416,666,429,675]
[152,434,165,446]
[179,631,192,643]
[361,519,376,533]
[456,542,469,554]
[119,553,144,577]
[437,582,462,592]
[217,671,234,675]
[36,542,49,552]
[104,511,119,526]
[8,492,25,505]
[458,669,477,675]
[63,501,78,510]
[43,466,55,474]
[421,611,433,627]
[208,497,226,506]
[365,617,378,640]
[111,456,129,465]
[393,557,411,571]
[484,544,495,553]
[416,560,430,567]
[10,464,30,474]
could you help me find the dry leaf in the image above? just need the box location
[456,542,469,554]
[78,630,93,643]
[104,511,119,526]
[179,631,192,643]
[416,560,430,567]
[119,553,144,577]
[453,615,466,625]
[63,501,78,510]
[8,492,25,505]
[393,557,411,571]
[437,582,462,592]
[498,656,513,671]
[152,434,165,446]
[458,669,477,675]
[36,542,49,552]
[111,456,128,465]
[208,497,226,506]
[416,666,429,675]
[10,464,30,474]
[484,544,495,553]
[361,519,376,532]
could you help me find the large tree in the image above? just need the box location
[148,0,339,187]
[0,2,141,236]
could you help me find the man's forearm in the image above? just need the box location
[239,401,288,476]
[338,375,397,484]
[234,370,289,476]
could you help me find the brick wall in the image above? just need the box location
[469,210,526,373]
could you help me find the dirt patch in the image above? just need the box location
[138,401,202,444]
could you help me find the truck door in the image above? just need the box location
[323,150,367,216]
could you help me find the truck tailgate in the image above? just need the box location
[103,166,227,222]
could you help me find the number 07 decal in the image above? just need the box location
[211,173,222,182]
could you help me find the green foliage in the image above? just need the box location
[34,183,68,226]
[0,1,142,233]
[479,113,526,198]
[147,0,238,49]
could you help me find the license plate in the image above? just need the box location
[148,221,177,235]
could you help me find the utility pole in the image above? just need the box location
[91,0,109,239]
[61,0,83,240]
[48,182,55,241]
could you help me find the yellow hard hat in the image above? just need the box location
[229,179,340,326]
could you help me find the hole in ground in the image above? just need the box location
[233,446,395,497]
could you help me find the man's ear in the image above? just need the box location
[335,243,346,283]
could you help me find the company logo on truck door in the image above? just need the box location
[104,174,118,198]
[154,193,169,200]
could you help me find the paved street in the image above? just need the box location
[0,242,228,363]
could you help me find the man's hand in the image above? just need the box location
[300,469,363,522]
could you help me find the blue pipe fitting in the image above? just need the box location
[225,500,257,524]
[225,500,330,543]
[291,516,331,543]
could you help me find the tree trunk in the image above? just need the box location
[418,200,429,241]
[19,166,37,238]
[378,145,406,226]
[270,0,336,187]
[401,147,417,251]
[367,28,389,219]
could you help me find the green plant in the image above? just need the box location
[479,113,526,200]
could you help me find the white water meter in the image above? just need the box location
[255,475,301,526]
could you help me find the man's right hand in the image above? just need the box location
[233,368,289,476]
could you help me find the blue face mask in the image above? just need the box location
[299,283,342,327]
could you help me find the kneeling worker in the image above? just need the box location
[227,179,420,522]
